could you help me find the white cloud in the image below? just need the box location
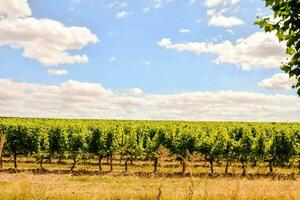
[143,0,173,13]
[47,69,68,76]
[0,0,31,18]
[208,14,244,27]
[207,9,216,16]
[205,1,243,28]
[116,11,132,18]
[179,28,191,33]
[205,0,239,8]
[0,0,99,66]
[158,32,287,70]
[0,79,299,121]
[259,73,297,90]
[207,8,229,16]
[158,38,173,47]
[153,0,173,8]
[108,1,128,9]
[127,88,144,96]
[206,8,243,28]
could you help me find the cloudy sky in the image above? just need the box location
[0,0,299,121]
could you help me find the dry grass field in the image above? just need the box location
[0,158,299,200]
[0,173,300,200]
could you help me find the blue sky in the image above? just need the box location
[0,0,299,121]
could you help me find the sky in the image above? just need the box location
[0,0,299,121]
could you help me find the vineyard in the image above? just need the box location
[0,117,299,176]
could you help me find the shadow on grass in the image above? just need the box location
[0,168,298,180]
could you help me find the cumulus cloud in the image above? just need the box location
[0,79,299,121]
[0,0,99,66]
[208,14,244,27]
[259,73,297,90]
[206,7,243,28]
[116,11,132,18]
[47,69,68,76]
[0,0,31,18]
[127,88,144,96]
[205,0,239,8]
[158,32,287,70]
[204,1,243,28]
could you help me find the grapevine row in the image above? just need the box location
[0,118,299,175]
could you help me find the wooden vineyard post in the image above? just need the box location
[0,133,6,170]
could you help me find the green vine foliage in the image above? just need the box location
[0,118,299,173]
[255,0,300,95]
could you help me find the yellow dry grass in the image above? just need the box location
[0,172,299,200]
